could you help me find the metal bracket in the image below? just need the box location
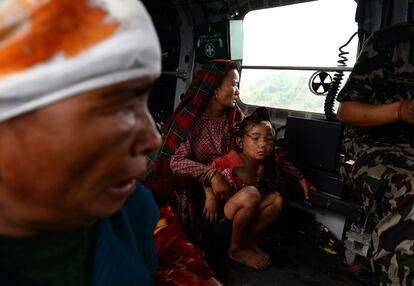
[162,70,188,80]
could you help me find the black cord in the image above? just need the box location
[324,32,358,121]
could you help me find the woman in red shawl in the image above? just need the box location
[147,60,242,286]
[147,59,242,238]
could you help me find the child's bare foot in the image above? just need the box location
[249,242,271,262]
[228,247,270,270]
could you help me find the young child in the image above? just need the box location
[202,107,315,270]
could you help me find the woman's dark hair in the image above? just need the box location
[216,61,241,87]
[230,61,241,73]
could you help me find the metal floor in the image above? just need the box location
[205,206,374,286]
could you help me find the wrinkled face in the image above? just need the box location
[215,68,240,108]
[0,77,161,234]
[238,121,274,161]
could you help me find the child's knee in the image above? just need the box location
[273,192,283,209]
[268,192,283,213]
[224,201,237,220]
[240,186,261,207]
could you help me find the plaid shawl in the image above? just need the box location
[145,59,243,194]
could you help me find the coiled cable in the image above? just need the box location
[324,32,358,121]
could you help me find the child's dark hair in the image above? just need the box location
[237,107,274,137]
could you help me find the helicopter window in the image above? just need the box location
[240,0,358,114]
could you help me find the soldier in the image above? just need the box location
[336,23,414,285]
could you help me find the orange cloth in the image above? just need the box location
[0,0,161,122]
[155,206,214,286]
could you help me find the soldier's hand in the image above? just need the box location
[398,100,414,125]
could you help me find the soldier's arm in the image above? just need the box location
[336,101,405,127]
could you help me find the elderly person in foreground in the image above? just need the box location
[0,0,162,285]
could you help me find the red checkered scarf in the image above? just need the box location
[145,59,243,193]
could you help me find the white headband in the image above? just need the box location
[0,0,161,122]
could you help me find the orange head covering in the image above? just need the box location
[0,0,161,121]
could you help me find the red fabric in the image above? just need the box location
[155,206,214,286]
[209,150,264,191]
[156,270,211,286]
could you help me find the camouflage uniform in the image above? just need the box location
[337,23,414,286]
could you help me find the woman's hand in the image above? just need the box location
[210,172,231,201]
[203,188,219,224]
[298,178,317,200]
